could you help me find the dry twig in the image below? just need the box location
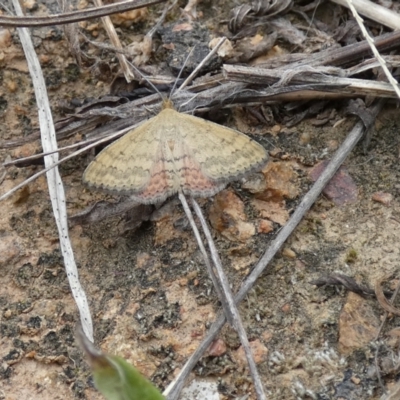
[94,0,135,82]
[10,0,93,341]
[331,0,400,30]
[179,194,266,399]
[344,0,400,100]
[375,275,400,318]
[0,0,166,27]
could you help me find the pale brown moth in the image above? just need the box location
[83,99,268,204]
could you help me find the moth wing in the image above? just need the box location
[176,113,268,183]
[83,117,162,194]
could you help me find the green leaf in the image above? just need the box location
[92,354,165,400]
[76,326,165,400]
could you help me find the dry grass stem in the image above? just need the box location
[94,0,135,82]
[331,0,400,30]
[190,197,266,400]
[344,0,400,100]
[0,0,166,27]
[11,0,93,340]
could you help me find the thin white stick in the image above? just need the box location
[178,193,232,325]
[3,135,109,167]
[0,125,132,202]
[331,0,400,31]
[176,37,227,92]
[11,0,93,340]
[170,46,197,97]
[94,0,135,82]
[344,0,400,100]
[190,197,266,400]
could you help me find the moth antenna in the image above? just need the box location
[176,36,227,93]
[123,0,174,103]
[169,45,196,100]
[127,60,167,103]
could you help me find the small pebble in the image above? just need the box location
[282,247,296,258]
[299,131,311,145]
[371,191,392,206]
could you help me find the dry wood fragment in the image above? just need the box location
[375,275,400,317]
[331,0,400,31]
[0,0,166,27]
[93,0,135,82]
[223,64,399,99]
[256,30,400,69]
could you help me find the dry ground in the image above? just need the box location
[1,1,400,399]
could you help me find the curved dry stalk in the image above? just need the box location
[191,196,266,400]
[344,0,400,100]
[178,193,266,399]
[178,193,230,322]
[375,276,400,339]
[176,37,227,92]
[331,0,400,31]
[94,0,135,82]
[0,0,166,27]
[2,133,119,167]
[11,0,93,340]
[0,125,133,202]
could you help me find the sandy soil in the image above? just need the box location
[1,1,400,400]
